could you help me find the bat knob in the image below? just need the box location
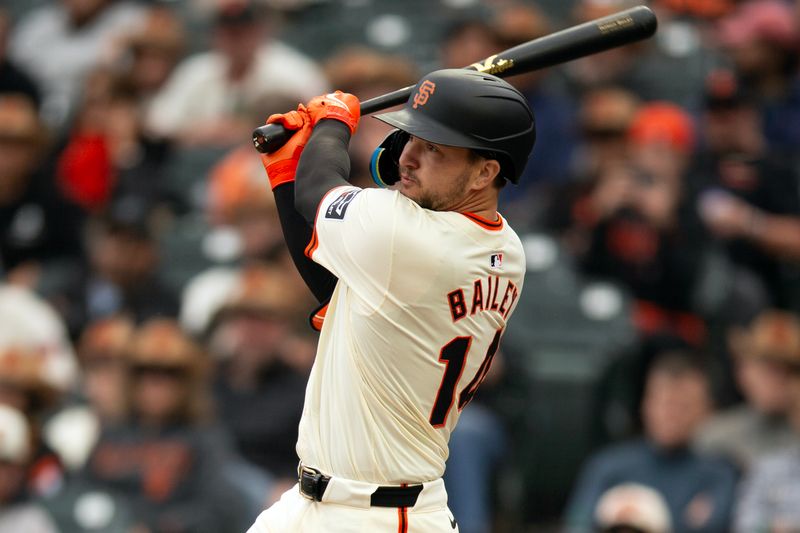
[251,124,290,154]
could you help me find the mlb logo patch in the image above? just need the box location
[325,189,361,220]
[490,253,503,269]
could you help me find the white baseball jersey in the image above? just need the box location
[297,185,525,484]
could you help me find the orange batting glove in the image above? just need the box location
[261,106,313,189]
[306,91,360,134]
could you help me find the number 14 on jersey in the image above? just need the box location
[429,329,502,427]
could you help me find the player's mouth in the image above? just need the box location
[399,171,418,186]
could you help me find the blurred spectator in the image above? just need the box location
[54,200,179,336]
[544,86,641,254]
[594,483,672,533]
[42,315,136,478]
[716,0,800,153]
[76,315,133,425]
[0,344,62,433]
[578,102,708,344]
[0,8,40,107]
[54,68,119,214]
[573,87,642,183]
[145,0,328,147]
[203,264,314,481]
[0,283,78,399]
[8,0,146,129]
[323,46,419,189]
[38,318,153,533]
[734,320,800,532]
[697,192,800,266]
[0,346,67,500]
[83,318,253,532]
[0,94,84,286]
[694,310,800,472]
[565,348,738,532]
[0,404,59,533]
[0,284,79,500]
[694,68,800,308]
[180,260,316,517]
[56,68,177,216]
[117,4,186,110]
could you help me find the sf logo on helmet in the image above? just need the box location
[412,80,436,109]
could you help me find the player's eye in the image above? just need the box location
[426,143,439,153]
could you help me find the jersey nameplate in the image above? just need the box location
[325,189,361,220]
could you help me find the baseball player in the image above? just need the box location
[248,69,536,532]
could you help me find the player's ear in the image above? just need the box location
[473,158,501,190]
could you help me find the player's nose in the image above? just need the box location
[398,139,419,170]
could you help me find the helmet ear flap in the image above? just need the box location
[370,129,409,188]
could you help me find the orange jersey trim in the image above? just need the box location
[303,185,352,259]
[304,229,319,259]
[461,212,503,231]
[310,303,328,332]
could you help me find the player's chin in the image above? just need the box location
[396,187,429,208]
[403,190,437,210]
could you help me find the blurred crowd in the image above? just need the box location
[1,0,800,532]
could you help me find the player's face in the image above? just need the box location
[394,136,481,211]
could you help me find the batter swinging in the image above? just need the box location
[248,69,536,532]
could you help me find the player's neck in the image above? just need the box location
[452,191,499,221]
[463,206,499,221]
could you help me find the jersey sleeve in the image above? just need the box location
[305,186,404,309]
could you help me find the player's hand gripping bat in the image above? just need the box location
[252,5,657,154]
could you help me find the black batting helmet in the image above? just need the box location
[372,69,536,184]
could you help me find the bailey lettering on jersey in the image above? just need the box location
[447,275,519,322]
[325,189,361,220]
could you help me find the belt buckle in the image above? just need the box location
[299,465,323,501]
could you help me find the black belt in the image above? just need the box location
[298,465,423,508]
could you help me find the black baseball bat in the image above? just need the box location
[252,5,657,154]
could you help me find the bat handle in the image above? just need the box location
[252,123,291,154]
[252,86,413,154]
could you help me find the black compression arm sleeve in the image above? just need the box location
[272,182,337,303]
[295,120,353,223]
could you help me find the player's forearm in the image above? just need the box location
[295,120,352,224]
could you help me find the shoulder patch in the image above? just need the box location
[325,189,361,220]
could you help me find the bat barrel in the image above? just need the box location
[498,5,657,72]
[252,5,657,154]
